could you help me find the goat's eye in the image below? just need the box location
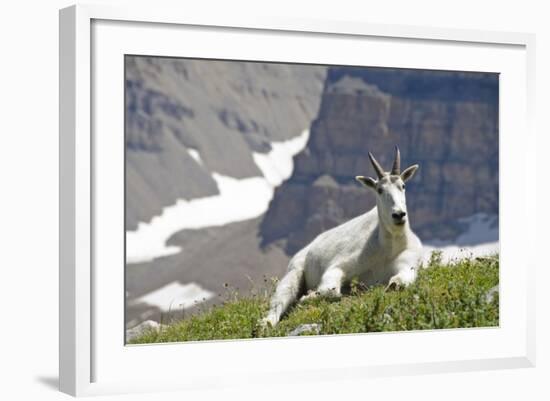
[402,184,406,190]
[377,188,383,195]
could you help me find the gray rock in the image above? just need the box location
[485,285,499,303]
[126,320,161,342]
[288,323,323,336]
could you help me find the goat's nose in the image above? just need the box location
[392,211,406,220]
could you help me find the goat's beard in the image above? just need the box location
[382,217,407,235]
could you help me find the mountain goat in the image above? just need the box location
[262,146,423,327]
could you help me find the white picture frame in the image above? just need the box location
[59,3,536,397]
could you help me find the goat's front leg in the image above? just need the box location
[386,250,421,291]
[301,267,345,301]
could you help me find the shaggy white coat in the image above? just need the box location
[262,149,423,327]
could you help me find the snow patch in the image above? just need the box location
[422,213,499,264]
[422,242,499,265]
[126,174,273,263]
[126,129,309,264]
[252,129,310,186]
[187,148,203,165]
[130,282,215,313]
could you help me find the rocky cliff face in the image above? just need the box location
[260,68,499,254]
[125,56,326,229]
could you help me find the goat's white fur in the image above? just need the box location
[262,148,423,327]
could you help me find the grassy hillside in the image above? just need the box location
[129,253,499,344]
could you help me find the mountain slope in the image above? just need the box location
[125,57,326,229]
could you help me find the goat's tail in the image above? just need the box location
[261,254,307,327]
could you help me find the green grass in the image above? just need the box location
[129,253,499,344]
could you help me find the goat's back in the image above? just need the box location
[300,208,379,288]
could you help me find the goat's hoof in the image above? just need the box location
[300,291,319,302]
[385,281,401,292]
[257,316,279,331]
[259,317,275,330]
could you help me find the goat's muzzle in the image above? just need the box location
[392,211,407,225]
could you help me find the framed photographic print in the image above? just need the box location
[59,4,536,397]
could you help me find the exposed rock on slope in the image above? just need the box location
[125,57,326,229]
[260,68,499,255]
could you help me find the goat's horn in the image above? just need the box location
[368,152,385,179]
[391,146,401,175]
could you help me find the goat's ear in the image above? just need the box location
[355,175,377,189]
[401,164,419,182]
